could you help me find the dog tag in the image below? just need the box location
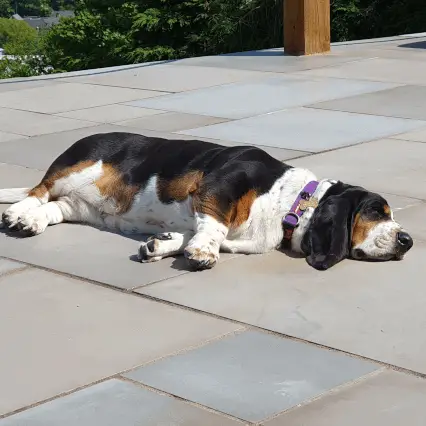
[299,198,318,211]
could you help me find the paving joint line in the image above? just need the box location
[253,368,386,425]
[390,137,426,145]
[304,103,426,122]
[286,126,424,160]
[118,375,251,425]
[130,253,242,291]
[293,72,426,87]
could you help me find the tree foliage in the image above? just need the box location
[0,18,51,79]
[0,0,75,17]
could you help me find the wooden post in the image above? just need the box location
[284,0,330,55]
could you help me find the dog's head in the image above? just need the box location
[301,182,413,271]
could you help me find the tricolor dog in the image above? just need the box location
[0,132,413,271]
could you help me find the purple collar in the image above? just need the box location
[282,181,319,247]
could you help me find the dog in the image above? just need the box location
[0,132,413,271]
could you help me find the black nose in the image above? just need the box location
[397,232,413,251]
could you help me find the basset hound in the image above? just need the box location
[0,132,413,271]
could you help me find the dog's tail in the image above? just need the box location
[0,188,30,203]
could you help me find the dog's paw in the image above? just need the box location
[15,213,48,236]
[184,245,219,271]
[138,238,163,263]
[2,209,20,230]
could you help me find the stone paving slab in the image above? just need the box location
[331,46,426,60]
[125,330,378,423]
[62,64,274,92]
[296,57,426,86]
[0,131,27,144]
[265,370,426,426]
[175,51,369,73]
[129,76,399,119]
[0,108,95,137]
[179,108,426,152]
[391,128,426,142]
[0,83,164,114]
[310,85,426,120]
[0,80,61,93]
[0,379,241,426]
[288,138,426,199]
[0,258,26,275]
[393,203,426,242]
[56,105,166,124]
[0,268,239,415]
[0,125,306,171]
[116,112,229,132]
[139,239,426,373]
[0,163,44,186]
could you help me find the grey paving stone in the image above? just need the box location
[0,125,305,171]
[174,51,368,73]
[116,112,229,132]
[296,57,426,85]
[179,108,426,152]
[0,83,164,114]
[331,45,426,60]
[0,80,61,93]
[62,64,271,92]
[391,127,426,142]
[0,268,238,415]
[310,85,426,120]
[0,163,44,186]
[393,202,426,242]
[0,259,25,276]
[265,370,426,426]
[140,240,426,374]
[0,108,95,137]
[125,331,378,423]
[288,138,426,199]
[0,379,240,426]
[0,131,27,143]
[130,76,398,119]
[0,126,144,170]
[56,105,166,124]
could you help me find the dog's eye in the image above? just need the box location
[368,210,382,220]
[363,205,385,220]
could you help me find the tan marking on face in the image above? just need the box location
[157,171,204,203]
[384,205,391,216]
[352,213,379,247]
[28,160,95,200]
[95,163,139,214]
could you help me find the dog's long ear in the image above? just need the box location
[301,196,352,270]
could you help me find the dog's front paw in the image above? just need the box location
[16,213,48,236]
[184,245,219,271]
[2,209,20,230]
[138,239,163,263]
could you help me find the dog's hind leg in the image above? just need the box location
[138,231,194,263]
[13,196,104,236]
[2,185,50,230]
